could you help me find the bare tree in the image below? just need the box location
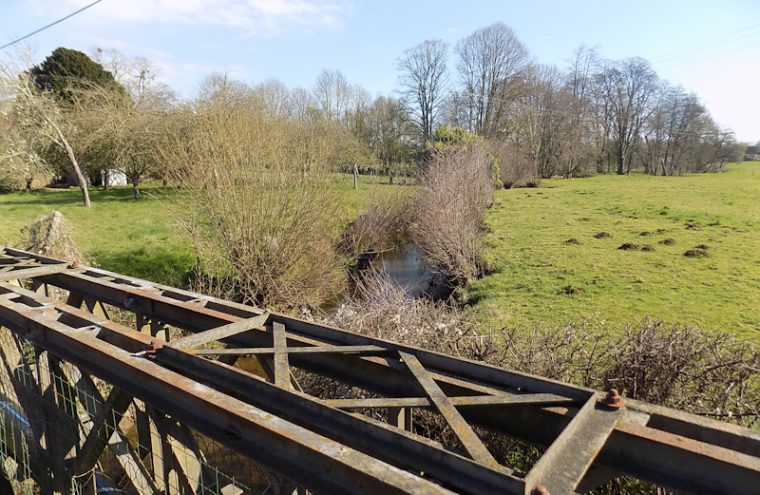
[313,69,352,122]
[561,46,598,177]
[0,59,90,206]
[397,39,448,145]
[91,47,175,108]
[512,65,571,179]
[75,86,168,199]
[596,58,659,175]
[454,22,530,137]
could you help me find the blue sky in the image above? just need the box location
[2,0,759,141]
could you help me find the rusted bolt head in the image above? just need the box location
[531,485,550,495]
[601,388,625,409]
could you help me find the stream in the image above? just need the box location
[373,246,435,299]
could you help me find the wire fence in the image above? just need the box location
[0,326,294,495]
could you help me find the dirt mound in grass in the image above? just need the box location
[618,243,641,251]
[684,249,709,258]
[641,244,656,252]
[564,238,582,245]
[659,238,676,245]
[694,244,711,250]
[594,232,611,239]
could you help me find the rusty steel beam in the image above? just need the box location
[1,247,759,495]
[171,312,270,350]
[192,344,391,356]
[272,322,291,388]
[0,263,69,282]
[322,394,576,410]
[524,396,624,494]
[0,290,460,495]
[0,280,526,494]
[400,351,501,470]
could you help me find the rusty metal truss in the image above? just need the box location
[0,246,758,494]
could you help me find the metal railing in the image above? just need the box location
[0,246,757,495]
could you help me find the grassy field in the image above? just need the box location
[0,174,401,287]
[1,164,758,338]
[466,162,760,338]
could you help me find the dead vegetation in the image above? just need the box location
[410,149,493,286]
[318,273,759,426]
[339,191,411,258]
[489,141,539,189]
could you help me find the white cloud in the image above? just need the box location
[32,0,350,35]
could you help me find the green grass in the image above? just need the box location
[2,165,758,338]
[0,175,405,287]
[465,162,760,338]
[0,186,195,287]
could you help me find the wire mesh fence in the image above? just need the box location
[0,326,294,495]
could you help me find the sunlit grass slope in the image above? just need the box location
[466,162,760,338]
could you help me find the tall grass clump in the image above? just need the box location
[163,94,348,309]
[411,148,493,287]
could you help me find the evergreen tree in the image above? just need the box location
[30,47,122,103]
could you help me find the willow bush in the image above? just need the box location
[162,95,351,309]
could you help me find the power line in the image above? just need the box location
[0,0,105,51]
[649,23,760,62]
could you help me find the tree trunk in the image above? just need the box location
[616,146,625,175]
[49,118,90,207]
[132,179,141,199]
[25,177,33,192]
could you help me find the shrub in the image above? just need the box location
[488,141,538,189]
[164,99,348,309]
[410,149,493,286]
[339,190,411,257]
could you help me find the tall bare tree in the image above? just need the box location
[561,46,598,177]
[397,39,448,145]
[313,69,352,122]
[455,22,530,137]
[596,58,658,174]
